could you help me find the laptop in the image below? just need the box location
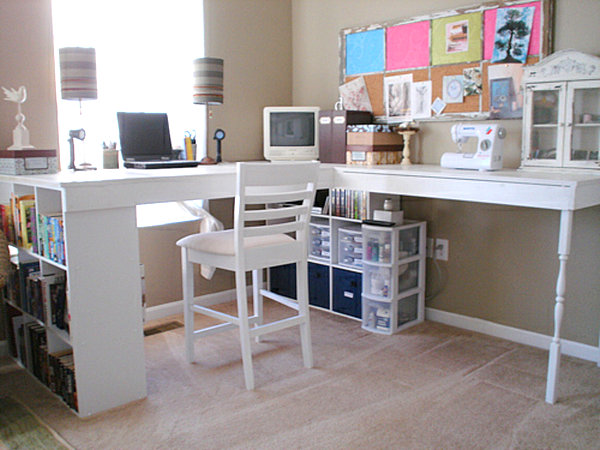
[117,112,200,169]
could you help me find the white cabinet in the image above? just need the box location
[361,222,426,335]
[522,50,600,170]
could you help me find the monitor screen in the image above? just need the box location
[270,112,316,147]
[117,112,173,161]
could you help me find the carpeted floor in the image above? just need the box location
[1,300,599,449]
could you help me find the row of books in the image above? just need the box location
[330,188,368,220]
[0,196,65,265]
[8,315,77,411]
[4,260,69,334]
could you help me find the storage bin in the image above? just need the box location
[398,294,418,326]
[332,268,361,318]
[308,262,329,308]
[362,297,392,333]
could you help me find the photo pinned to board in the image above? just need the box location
[446,19,469,54]
[338,76,373,112]
[463,67,482,96]
[411,80,432,119]
[488,63,524,118]
[384,74,413,121]
[443,75,464,104]
[492,6,535,63]
[431,97,447,116]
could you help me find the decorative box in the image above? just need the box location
[0,149,58,175]
[346,149,402,165]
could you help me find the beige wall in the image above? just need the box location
[292,0,600,345]
[0,0,293,341]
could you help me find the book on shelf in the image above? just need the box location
[37,212,65,265]
[47,273,68,333]
[48,349,77,410]
[9,193,36,249]
[17,260,40,313]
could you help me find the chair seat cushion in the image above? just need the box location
[176,229,294,255]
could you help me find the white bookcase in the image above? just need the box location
[0,180,146,417]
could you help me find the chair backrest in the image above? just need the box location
[234,161,319,264]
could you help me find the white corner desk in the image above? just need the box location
[1,163,598,416]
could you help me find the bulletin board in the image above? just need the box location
[338,0,555,122]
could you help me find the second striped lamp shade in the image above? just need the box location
[59,47,98,100]
[193,57,224,105]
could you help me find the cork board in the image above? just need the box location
[339,0,555,122]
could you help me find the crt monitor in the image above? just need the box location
[263,106,319,161]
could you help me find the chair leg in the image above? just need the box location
[296,259,314,368]
[236,269,255,390]
[252,269,263,343]
[181,248,195,363]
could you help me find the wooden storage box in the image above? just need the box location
[346,131,403,146]
[346,149,402,165]
[0,149,58,175]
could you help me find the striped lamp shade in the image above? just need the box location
[193,57,224,105]
[59,47,98,100]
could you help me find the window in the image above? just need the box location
[51,0,206,169]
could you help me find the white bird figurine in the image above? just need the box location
[2,85,27,104]
[2,85,34,150]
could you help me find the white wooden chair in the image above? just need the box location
[176,161,319,389]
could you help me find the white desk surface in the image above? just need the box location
[3,163,598,212]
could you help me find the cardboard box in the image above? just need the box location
[0,149,58,175]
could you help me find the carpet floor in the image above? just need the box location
[1,300,599,449]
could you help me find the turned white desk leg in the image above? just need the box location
[546,209,573,404]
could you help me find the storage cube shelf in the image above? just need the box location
[0,183,76,412]
[269,188,425,331]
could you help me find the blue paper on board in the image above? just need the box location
[346,29,385,75]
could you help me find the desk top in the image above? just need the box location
[1,163,598,213]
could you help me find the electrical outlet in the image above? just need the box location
[435,238,449,261]
[426,238,434,258]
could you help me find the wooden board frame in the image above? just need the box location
[339,0,555,122]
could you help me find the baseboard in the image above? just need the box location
[145,286,255,322]
[0,340,8,358]
[426,307,600,364]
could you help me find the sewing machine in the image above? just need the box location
[441,123,506,171]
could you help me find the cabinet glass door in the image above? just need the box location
[523,84,565,166]
[565,81,600,168]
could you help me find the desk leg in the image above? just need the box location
[546,209,573,404]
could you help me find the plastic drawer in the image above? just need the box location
[332,268,362,318]
[397,293,418,326]
[363,227,393,264]
[338,227,363,268]
[362,298,393,333]
[308,262,329,308]
[397,260,419,293]
[398,226,420,259]
[362,264,393,299]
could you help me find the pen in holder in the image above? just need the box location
[102,141,119,169]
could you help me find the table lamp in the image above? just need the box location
[193,57,224,164]
[59,47,98,170]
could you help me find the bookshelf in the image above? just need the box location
[0,179,146,417]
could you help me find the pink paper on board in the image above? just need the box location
[484,1,541,60]
[386,20,430,71]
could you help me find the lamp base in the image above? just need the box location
[199,156,218,165]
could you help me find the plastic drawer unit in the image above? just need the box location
[309,221,331,262]
[332,268,362,319]
[361,221,426,334]
[338,226,363,269]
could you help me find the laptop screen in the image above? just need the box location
[117,112,173,161]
